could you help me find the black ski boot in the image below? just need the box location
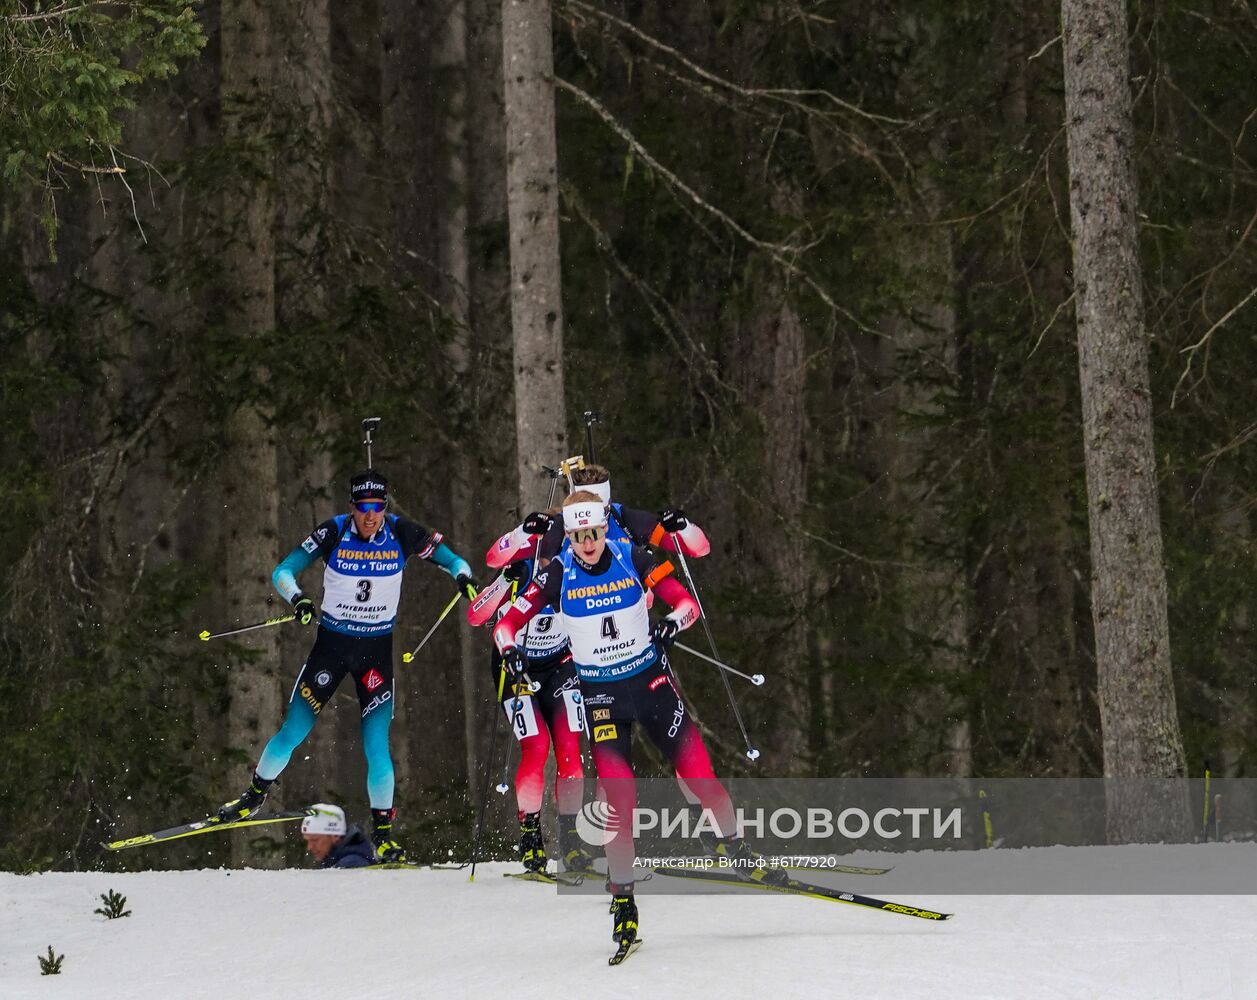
[702,832,790,887]
[607,886,641,965]
[216,773,273,822]
[372,807,408,863]
[610,886,638,944]
[518,811,547,873]
[558,815,599,874]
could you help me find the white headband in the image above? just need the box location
[563,501,608,532]
[585,479,611,504]
[302,804,347,837]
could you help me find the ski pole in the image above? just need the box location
[470,660,509,882]
[1202,761,1211,842]
[670,534,762,760]
[583,410,602,464]
[401,591,462,663]
[672,640,765,686]
[198,614,295,641]
[979,788,994,849]
[362,416,381,466]
[496,669,539,794]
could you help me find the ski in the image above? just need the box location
[785,861,891,876]
[103,809,313,851]
[504,870,559,884]
[503,869,589,885]
[554,864,606,885]
[652,867,952,921]
[608,938,643,966]
[369,862,466,871]
[649,858,891,877]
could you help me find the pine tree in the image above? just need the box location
[1061,0,1190,840]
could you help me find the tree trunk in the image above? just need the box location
[272,0,339,836]
[466,0,515,837]
[467,0,510,356]
[220,0,283,865]
[737,252,808,774]
[885,183,972,779]
[432,0,484,798]
[377,0,467,804]
[502,0,566,509]
[1061,0,1189,840]
[1002,0,1085,777]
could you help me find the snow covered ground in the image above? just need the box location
[3,850,1255,999]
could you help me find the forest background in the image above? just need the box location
[2,0,1254,870]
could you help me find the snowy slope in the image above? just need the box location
[2,853,1255,1000]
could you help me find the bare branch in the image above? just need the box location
[47,150,125,175]
[80,383,177,526]
[108,144,147,243]
[562,181,740,406]
[1172,283,1257,406]
[1027,292,1075,358]
[1028,33,1062,61]
[5,3,96,24]
[558,0,909,126]
[555,75,879,337]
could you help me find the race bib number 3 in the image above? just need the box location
[503,696,539,741]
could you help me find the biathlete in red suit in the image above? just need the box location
[473,554,591,875]
[493,490,773,951]
[484,463,710,570]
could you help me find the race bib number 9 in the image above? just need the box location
[503,695,539,741]
[561,689,584,733]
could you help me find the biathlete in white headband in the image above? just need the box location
[492,490,780,957]
[483,463,710,570]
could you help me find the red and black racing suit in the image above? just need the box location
[494,543,735,889]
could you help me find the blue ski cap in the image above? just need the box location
[350,470,388,502]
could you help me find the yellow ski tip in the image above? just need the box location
[198,630,211,641]
[104,834,156,850]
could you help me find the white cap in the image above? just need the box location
[302,803,347,836]
[586,479,611,504]
[563,500,609,532]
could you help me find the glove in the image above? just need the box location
[522,511,554,535]
[292,593,316,626]
[503,561,530,584]
[502,646,526,679]
[651,618,680,648]
[658,509,689,533]
[456,573,478,600]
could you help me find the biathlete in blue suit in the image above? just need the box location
[216,469,476,862]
